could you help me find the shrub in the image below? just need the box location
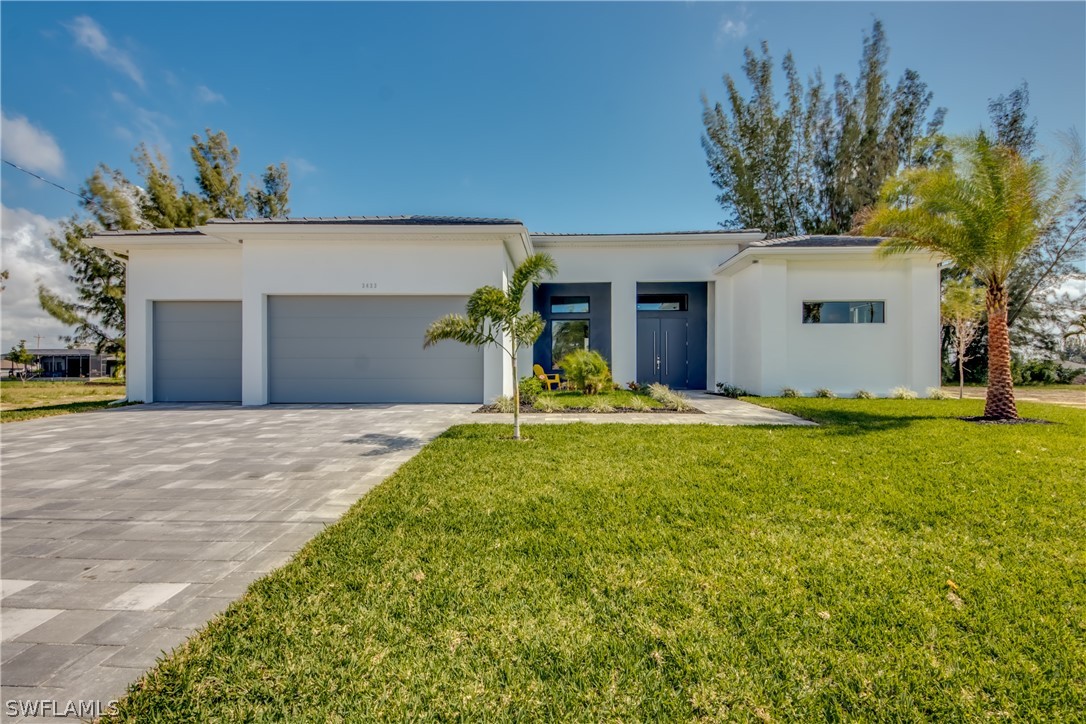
[493,395,517,412]
[890,386,917,400]
[814,388,835,398]
[648,382,693,411]
[518,376,544,405]
[623,396,653,412]
[532,396,561,413]
[626,380,644,392]
[926,386,951,400]
[854,389,874,399]
[1012,358,1078,385]
[780,387,800,398]
[586,397,615,413]
[557,349,612,395]
[716,382,748,398]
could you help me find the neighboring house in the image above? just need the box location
[1,359,22,377]
[89,216,941,404]
[31,349,118,378]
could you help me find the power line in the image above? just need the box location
[2,159,91,203]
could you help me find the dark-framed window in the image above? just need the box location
[552,320,589,362]
[802,301,885,324]
[636,294,688,312]
[550,295,590,314]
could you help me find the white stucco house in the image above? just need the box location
[89,216,942,405]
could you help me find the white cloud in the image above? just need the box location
[719,19,747,40]
[195,85,225,104]
[715,6,750,46]
[0,111,66,177]
[287,157,317,176]
[110,93,173,154]
[66,15,144,88]
[0,204,77,351]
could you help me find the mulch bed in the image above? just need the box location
[958,416,1054,425]
[475,404,702,414]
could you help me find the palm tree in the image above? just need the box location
[424,253,557,440]
[863,132,1080,419]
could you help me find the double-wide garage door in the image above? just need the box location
[267,295,483,403]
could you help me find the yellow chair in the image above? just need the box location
[533,364,561,391]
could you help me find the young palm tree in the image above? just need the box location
[864,132,1080,419]
[424,253,557,440]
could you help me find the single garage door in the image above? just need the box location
[153,301,242,402]
[268,295,483,403]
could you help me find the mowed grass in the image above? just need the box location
[107,399,1085,721]
[0,380,126,422]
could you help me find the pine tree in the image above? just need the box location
[702,19,946,236]
[988,83,1037,159]
[134,144,208,227]
[38,132,293,352]
[191,129,247,219]
[247,163,291,219]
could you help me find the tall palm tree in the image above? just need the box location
[424,253,557,440]
[863,132,1080,419]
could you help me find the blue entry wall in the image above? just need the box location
[636,281,708,390]
[533,283,612,374]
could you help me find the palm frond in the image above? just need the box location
[864,131,1059,287]
[465,286,510,323]
[508,253,557,307]
[423,314,489,348]
[512,312,546,348]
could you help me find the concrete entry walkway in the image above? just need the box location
[477,391,815,426]
[1,403,476,720]
[0,395,808,718]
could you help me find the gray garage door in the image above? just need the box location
[153,301,242,402]
[268,295,483,403]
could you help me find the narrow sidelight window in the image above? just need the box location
[803,301,885,324]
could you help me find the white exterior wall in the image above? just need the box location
[726,254,941,396]
[538,242,740,386]
[125,248,243,402]
[728,264,763,393]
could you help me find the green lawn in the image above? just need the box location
[0,380,127,423]
[107,399,1085,721]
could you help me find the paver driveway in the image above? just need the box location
[0,403,475,720]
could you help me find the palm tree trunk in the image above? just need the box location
[511,353,521,440]
[984,284,1018,419]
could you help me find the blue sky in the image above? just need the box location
[1,1,1084,348]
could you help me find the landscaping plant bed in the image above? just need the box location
[958,415,1055,425]
[476,388,701,414]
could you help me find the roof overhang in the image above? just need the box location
[89,222,534,257]
[531,231,765,248]
[87,230,232,254]
[713,245,942,277]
